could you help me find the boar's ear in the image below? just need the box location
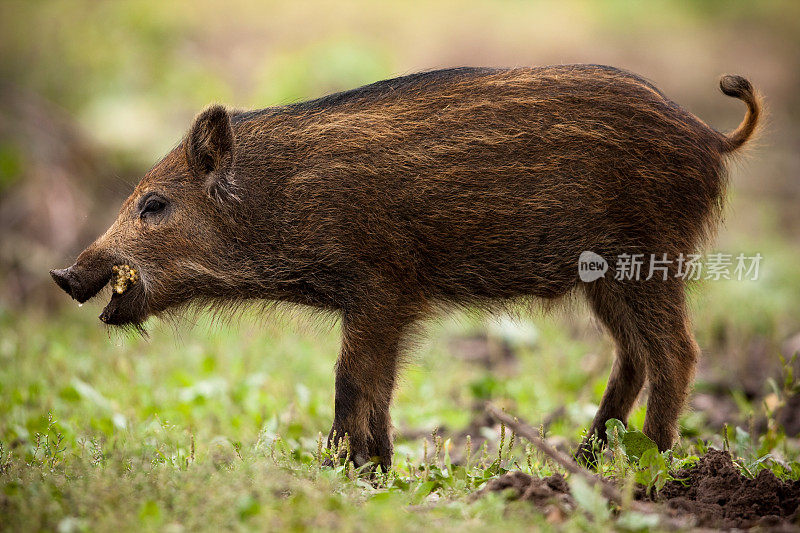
[185,105,238,202]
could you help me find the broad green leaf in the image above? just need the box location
[410,480,437,505]
[637,448,668,493]
[605,419,626,450]
[621,430,658,461]
[735,426,752,452]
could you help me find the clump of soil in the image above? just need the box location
[652,449,800,529]
[482,450,800,530]
[481,471,575,520]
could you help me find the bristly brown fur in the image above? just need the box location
[51,64,762,470]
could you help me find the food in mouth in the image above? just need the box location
[111,264,138,295]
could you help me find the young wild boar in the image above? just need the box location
[51,65,760,470]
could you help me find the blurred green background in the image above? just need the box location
[1,1,799,529]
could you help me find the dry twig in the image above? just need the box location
[485,403,661,517]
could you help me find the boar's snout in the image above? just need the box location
[50,267,75,298]
[50,254,114,304]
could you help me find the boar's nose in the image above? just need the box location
[50,259,114,303]
[50,267,76,299]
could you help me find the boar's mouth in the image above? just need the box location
[99,286,148,327]
[50,260,149,328]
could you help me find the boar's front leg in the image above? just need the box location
[327,307,412,472]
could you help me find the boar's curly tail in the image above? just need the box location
[719,74,762,152]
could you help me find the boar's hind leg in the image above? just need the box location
[637,280,698,452]
[327,308,412,472]
[577,281,648,462]
[579,279,698,459]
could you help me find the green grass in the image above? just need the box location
[2,263,800,531]
[0,305,590,531]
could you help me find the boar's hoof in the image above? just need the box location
[574,439,604,469]
[324,431,392,474]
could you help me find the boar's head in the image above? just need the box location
[50,105,245,329]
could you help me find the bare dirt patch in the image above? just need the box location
[480,471,575,521]
[482,450,800,530]
[651,449,800,530]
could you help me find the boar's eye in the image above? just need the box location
[138,194,168,221]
